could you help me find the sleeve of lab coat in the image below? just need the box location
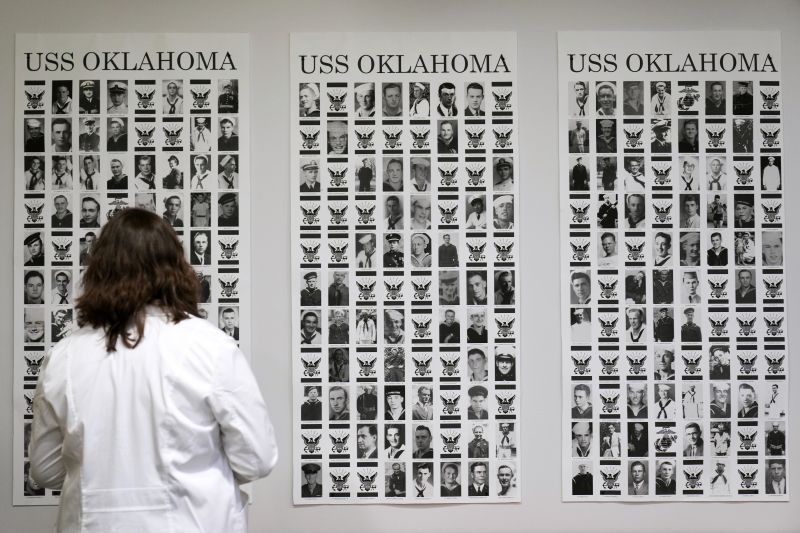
[29,351,67,489]
[208,341,278,483]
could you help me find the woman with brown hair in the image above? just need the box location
[29,208,277,532]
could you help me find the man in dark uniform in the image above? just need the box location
[300,464,322,498]
[107,118,127,151]
[678,120,699,153]
[217,117,239,151]
[383,233,404,267]
[653,308,674,342]
[651,120,671,153]
[735,270,757,303]
[357,158,373,192]
[706,81,726,115]
[387,463,406,497]
[299,272,321,306]
[572,464,593,495]
[467,386,489,420]
[328,271,349,306]
[218,193,239,227]
[439,309,460,344]
[681,308,702,342]
[733,195,755,228]
[24,233,45,266]
[79,118,100,151]
[78,80,100,114]
[356,386,378,420]
[51,195,73,228]
[438,233,458,267]
[571,157,589,190]
[732,82,753,115]
[218,82,238,113]
[467,426,489,458]
[300,387,322,421]
[655,462,677,495]
[24,119,45,152]
[299,160,320,193]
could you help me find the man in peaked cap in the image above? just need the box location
[300,271,321,307]
[494,157,514,190]
[218,192,238,227]
[79,117,100,152]
[300,463,322,497]
[733,81,753,115]
[354,82,375,117]
[79,80,100,114]
[651,119,671,153]
[217,117,239,151]
[24,118,45,152]
[107,81,128,113]
[383,233,404,268]
[495,348,516,381]
[467,385,489,420]
[218,80,238,113]
[218,155,238,189]
[300,159,320,192]
[24,233,44,266]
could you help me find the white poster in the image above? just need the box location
[291,32,520,503]
[559,31,788,501]
[14,33,250,505]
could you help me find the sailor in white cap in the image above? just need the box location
[24,118,44,152]
[571,422,592,457]
[410,157,431,191]
[654,384,675,419]
[52,81,73,114]
[493,195,514,229]
[354,82,375,117]
[762,155,781,190]
[651,80,671,115]
[410,195,431,230]
[107,81,128,113]
[79,79,100,114]
[107,117,128,151]
[218,154,238,189]
[299,159,320,193]
[410,233,431,267]
[190,154,211,190]
[356,233,376,268]
[191,117,212,152]
[595,81,616,116]
[409,81,429,117]
[299,83,320,117]
[465,194,487,229]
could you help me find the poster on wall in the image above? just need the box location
[13,33,250,505]
[559,31,788,501]
[291,32,520,503]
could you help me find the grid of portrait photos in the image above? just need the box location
[14,34,250,505]
[559,32,788,501]
[291,33,520,503]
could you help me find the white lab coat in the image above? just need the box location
[29,311,278,533]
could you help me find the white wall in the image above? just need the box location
[1,1,798,531]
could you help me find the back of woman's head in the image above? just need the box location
[76,208,200,351]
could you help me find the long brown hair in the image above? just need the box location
[76,208,200,351]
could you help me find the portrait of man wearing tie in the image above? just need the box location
[467,462,489,496]
[683,422,704,457]
[51,271,72,305]
[190,230,212,266]
[628,461,648,495]
[219,307,239,341]
[765,459,786,495]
